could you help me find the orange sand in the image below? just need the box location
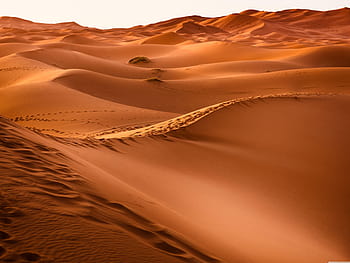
[0,8,350,263]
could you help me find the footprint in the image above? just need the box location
[154,241,186,255]
[20,252,41,262]
[0,231,10,240]
[107,202,154,226]
[0,218,12,224]
[0,246,6,257]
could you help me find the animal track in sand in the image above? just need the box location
[0,231,10,240]
[72,192,221,263]
[0,66,35,72]
[9,109,116,136]
[1,252,41,262]
[10,109,116,121]
[20,252,41,262]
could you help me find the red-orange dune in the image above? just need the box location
[0,8,350,263]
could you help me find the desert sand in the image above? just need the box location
[0,8,350,263]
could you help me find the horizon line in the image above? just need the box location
[0,6,348,30]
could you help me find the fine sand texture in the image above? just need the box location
[1,8,350,263]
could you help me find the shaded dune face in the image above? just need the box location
[1,8,350,263]
[105,95,350,263]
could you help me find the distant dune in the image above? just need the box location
[0,8,349,263]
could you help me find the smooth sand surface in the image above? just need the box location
[0,8,350,263]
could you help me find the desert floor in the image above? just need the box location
[0,8,350,263]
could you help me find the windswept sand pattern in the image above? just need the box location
[0,117,220,263]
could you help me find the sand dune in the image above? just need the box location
[142,32,188,45]
[1,8,350,263]
[19,48,151,78]
[94,94,350,263]
[206,14,264,34]
[176,21,225,34]
[60,34,109,45]
[0,16,84,30]
[286,45,350,67]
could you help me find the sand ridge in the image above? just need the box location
[93,92,335,139]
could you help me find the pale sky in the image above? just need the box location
[1,0,349,28]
